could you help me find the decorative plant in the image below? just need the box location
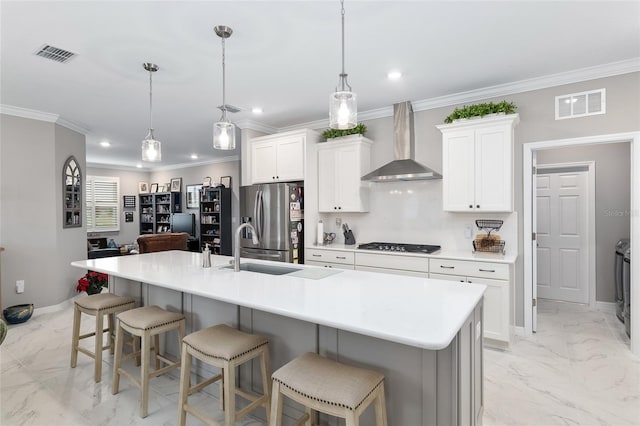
[77,271,108,295]
[444,101,516,124]
[322,123,367,140]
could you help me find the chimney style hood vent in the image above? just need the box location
[362,101,442,182]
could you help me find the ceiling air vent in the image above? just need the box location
[34,44,77,63]
[555,88,605,120]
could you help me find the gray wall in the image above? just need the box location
[1,114,86,309]
[312,71,639,326]
[537,142,631,303]
[150,160,241,242]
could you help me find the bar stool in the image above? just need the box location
[112,305,186,418]
[178,324,271,426]
[70,293,136,382]
[270,352,387,426]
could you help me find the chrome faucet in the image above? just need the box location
[234,222,259,272]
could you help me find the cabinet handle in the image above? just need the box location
[312,254,322,257]
[272,176,275,180]
[440,265,455,269]
[460,279,465,282]
[478,268,495,273]
[276,176,279,179]
[476,205,480,208]
[334,207,337,210]
[338,206,342,210]
[469,205,473,209]
[336,256,346,259]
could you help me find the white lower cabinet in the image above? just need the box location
[355,252,429,277]
[430,258,512,346]
[306,248,355,269]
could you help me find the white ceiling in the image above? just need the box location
[1,1,639,170]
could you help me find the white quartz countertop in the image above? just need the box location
[71,251,486,350]
[308,244,517,264]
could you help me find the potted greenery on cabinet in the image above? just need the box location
[321,123,367,141]
[444,101,516,124]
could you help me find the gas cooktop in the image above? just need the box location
[357,242,441,254]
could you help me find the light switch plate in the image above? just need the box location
[16,280,25,293]
[464,225,473,239]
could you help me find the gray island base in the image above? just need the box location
[72,251,485,426]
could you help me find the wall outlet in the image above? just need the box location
[335,217,342,227]
[16,280,25,294]
[464,225,473,239]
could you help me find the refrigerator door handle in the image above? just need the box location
[257,190,264,241]
[253,189,260,241]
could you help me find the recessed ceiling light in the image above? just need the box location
[136,163,142,168]
[387,71,402,80]
[190,154,198,160]
[100,141,110,147]
[252,107,263,114]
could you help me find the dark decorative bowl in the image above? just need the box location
[3,303,34,324]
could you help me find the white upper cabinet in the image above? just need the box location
[317,136,372,213]
[438,114,519,212]
[248,129,318,184]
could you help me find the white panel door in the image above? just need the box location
[536,170,589,303]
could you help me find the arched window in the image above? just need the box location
[63,156,82,228]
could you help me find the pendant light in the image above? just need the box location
[141,62,161,162]
[329,0,357,130]
[213,25,236,150]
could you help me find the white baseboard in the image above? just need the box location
[33,294,84,316]
[514,326,527,336]
[596,301,616,313]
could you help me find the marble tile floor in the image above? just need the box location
[1,298,638,425]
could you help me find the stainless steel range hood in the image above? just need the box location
[362,101,442,182]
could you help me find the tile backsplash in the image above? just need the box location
[318,180,517,255]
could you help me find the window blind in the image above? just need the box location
[86,176,120,232]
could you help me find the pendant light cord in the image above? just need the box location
[148,69,153,132]
[341,0,345,90]
[221,36,227,121]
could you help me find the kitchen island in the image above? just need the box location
[72,250,486,425]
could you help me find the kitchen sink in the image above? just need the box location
[222,263,301,275]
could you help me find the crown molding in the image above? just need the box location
[87,155,240,173]
[87,162,152,172]
[56,117,89,135]
[235,118,277,134]
[281,57,640,129]
[1,104,59,122]
[150,155,240,172]
[0,104,89,134]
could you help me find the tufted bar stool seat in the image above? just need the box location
[112,305,186,418]
[178,324,271,426]
[270,352,387,426]
[70,293,136,382]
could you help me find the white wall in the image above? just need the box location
[1,115,86,309]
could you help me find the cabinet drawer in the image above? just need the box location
[305,260,355,270]
[355,252,428,273]
[356,265,427,278]
[306,249,354,265]
[429,258,509,280]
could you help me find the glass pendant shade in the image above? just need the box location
[141,132,161,162]
[329,90,357,129]
[213,120,236,150]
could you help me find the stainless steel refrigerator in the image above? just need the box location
[239,182,304,263]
